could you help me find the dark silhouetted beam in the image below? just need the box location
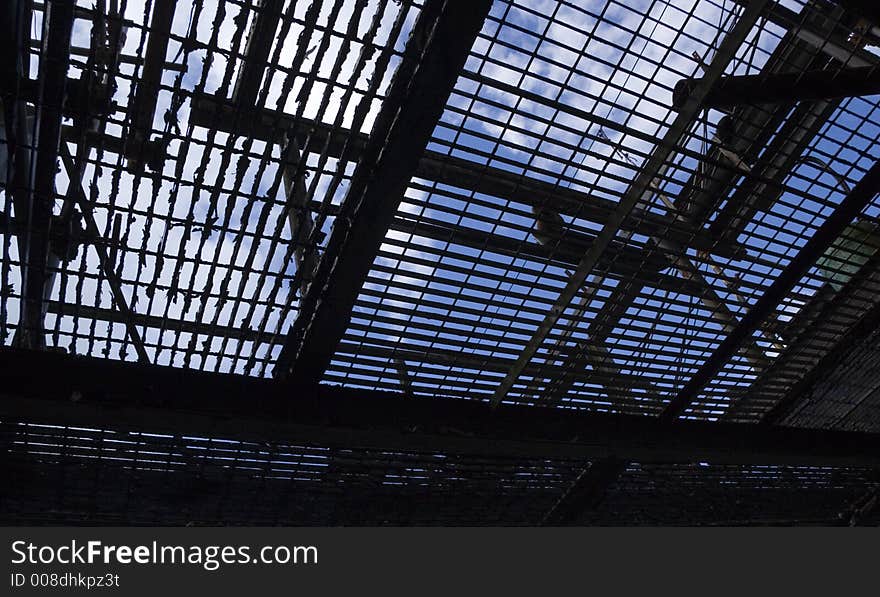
[61,125,164,171]
[24,299,672,386]
[662,158,880,421]
[10,77,112,118]
[189,93,741,258]
[417,151,741,258]
[58,143,150,363]
[1,0,34,264]
[125,0,174,168]
[3,348,880,467]
[232,0,282,106]
[673,65,880,110]
[28,39,187,71]
[273,0,494,382]
[15,0,74,349]
[45,299,260,342]
[390,218,705,297]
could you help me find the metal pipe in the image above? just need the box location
[673,65,880,110]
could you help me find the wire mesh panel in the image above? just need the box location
[1,0,421,375]
[324,0,880,424]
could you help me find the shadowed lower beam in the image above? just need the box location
[3,348,880,467]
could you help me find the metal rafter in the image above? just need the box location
[14,0,74,350]
[125,0,175,170]
[232,0,282,107]
[58,143,150,363]
[4,347,880,468]
[673,65,880,110]
[273,0,494,382]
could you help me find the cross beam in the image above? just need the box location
[188,93,741,258]
[231,0,282,106]
[272,0,494,382]
[125,0,175,170]
[3,347,880,467]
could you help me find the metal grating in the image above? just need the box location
[2,0,422,375]
[325,0,880,424]
[3,0,880,526]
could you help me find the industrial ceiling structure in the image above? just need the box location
[2,0,880,525]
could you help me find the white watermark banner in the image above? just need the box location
[2,528,875,595]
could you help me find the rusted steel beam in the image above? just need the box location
[273,0,494,382]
